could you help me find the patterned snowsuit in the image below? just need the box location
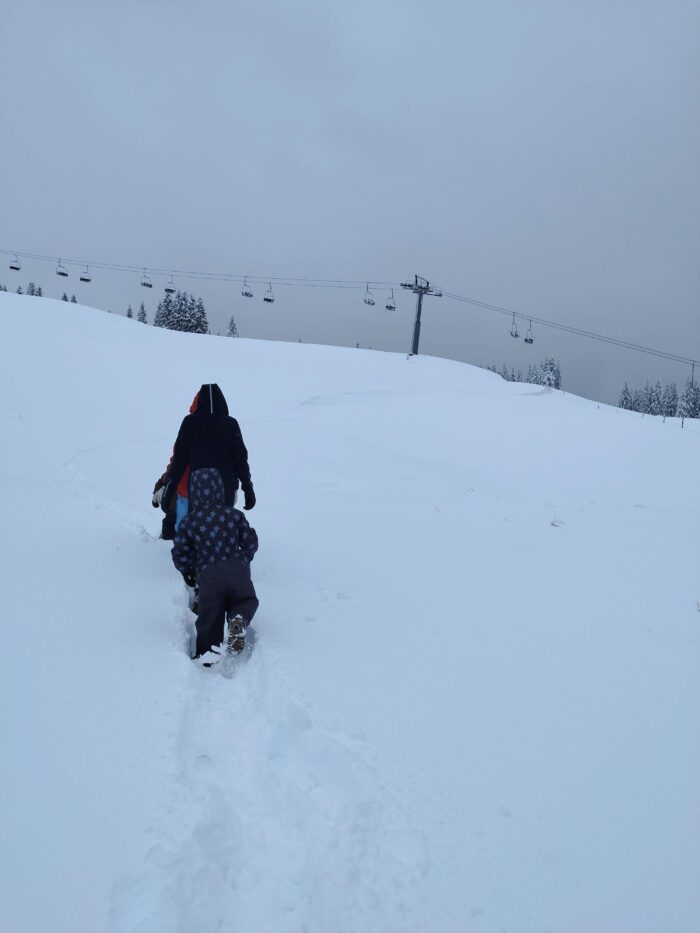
[171,467,259,658]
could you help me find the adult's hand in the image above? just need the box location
[243,486,256,511]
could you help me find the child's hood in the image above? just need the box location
[188,468,226,511]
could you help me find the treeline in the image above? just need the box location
[153,290,209,334]
[486,358,562,389]
[618,379,700,419]
[1,282,44,296]
[2,280,213,334]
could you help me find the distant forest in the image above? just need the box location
[618,379,700,420]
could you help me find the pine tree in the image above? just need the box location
[137,302,147,324]
[17,286,23,294]
[639,381,652,414]
[26,282,36,296]
[661,383,678,418]
[193,296,209,334]
[649,380,663,416]
[155,290,209,334]
[540,358,561,389]
[62,292,68,301]
[70,295,77,303]
[618,382,632,409]
[36,286,42,297]
[126,304,133,319]
[678,378,700,419]
[227,315,239,337]
[154,292,175,328]
[630,389,643,412]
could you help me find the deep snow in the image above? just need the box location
[1,292,699,933]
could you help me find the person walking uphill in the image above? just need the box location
[152,389,202,539]
[172,467,259,660]
[161,383,256,517]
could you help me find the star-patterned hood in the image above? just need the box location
[188,467,226,512]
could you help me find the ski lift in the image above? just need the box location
[141,269,153,288]
[79,265,92,284]
[263,283,274,304]
[56,259,68,278]
[9,254,21,271]
[363,284,375,307]
[164,275,176,295]
[242,277,253,298]
[509,313,519,338]
[524,321,534,344]
[385,289,396,312]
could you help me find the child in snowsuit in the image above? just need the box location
[171,467,259,659]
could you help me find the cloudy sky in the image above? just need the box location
[2,0,698,402]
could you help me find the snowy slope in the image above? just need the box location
[1,292,699,933]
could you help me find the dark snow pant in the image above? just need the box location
[194,559,258,658]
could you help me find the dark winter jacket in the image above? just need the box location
[162,384,253,509]
[158,390,201,499]
[171,468,258,578]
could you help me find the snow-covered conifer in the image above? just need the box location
[227,315,239,337]
[70,295,77,303]
[62,292,68,301]
[618,382,632,409]
[661,383,678,418]
[126,304,133,319]
[678,378,700,419]
[137,302,147,324]
[154,292,175,328]
[649,381,663,416]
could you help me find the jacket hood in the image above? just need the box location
[189,392,200,413]
[188,467,226,511]
[195,383,228,416]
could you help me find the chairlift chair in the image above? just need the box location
[385,289,396,312]
[141,270,153,288]
[79,265,92,284]
[509,313,519,338]
[9,254,21,272]
[524,321,534,344]
[242,278,254,298]
[164,275,176,295]
[363,284,375,307]
[56,259,68,278]
[263,283,274,304]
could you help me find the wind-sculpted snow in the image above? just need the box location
[1,293,699,933]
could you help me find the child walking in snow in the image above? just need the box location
[171,467,259,661]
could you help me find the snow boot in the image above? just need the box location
[227,614,246,654]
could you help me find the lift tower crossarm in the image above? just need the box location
[400,275,442,356]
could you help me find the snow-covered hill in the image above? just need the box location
[2,292,699,933]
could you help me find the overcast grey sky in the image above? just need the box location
[2,0,698,402]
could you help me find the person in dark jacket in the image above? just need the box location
[162,384,255,520]
[152,390,202,538]
[172,467,259,660]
